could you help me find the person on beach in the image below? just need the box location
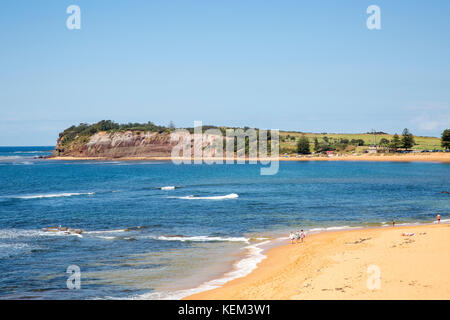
[289,232,296,244]
[299,230,306,243]
[392,220,395,227]
[295,230,300,243]
[437,214,441,224]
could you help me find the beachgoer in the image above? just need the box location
[437,214,441,224]
[299,230,306,242]
[289,232,295,244]
[295,231,300,244]
[392,220,395,227]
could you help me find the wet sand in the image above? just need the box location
[185,223,450,300]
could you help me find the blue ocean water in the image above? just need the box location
[0,146,449,299]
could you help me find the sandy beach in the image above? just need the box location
[49,152,450,163]
[185,223,450,300]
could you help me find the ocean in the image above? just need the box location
[0,146,449,299]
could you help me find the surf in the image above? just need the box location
[171,193,239,200]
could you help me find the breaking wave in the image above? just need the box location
[13,192,95,200]
[153,235,249,243]
[159,186,176,190]
[170,193,239,200]
[129,240,269,300]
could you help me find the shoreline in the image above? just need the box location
[183,221,450,300]
[48,153,450,163]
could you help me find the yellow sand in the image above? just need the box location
[185,224,450,300]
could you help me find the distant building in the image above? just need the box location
[367,146,378,154]
[367,146,388,154]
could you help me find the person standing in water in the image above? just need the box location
[289,232,296,244]
[437,214,441,224]
[299,230,306,243]
[392,220,395,227]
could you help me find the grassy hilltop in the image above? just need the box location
[278,131,443,154]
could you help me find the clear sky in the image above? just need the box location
[1,0,449,145]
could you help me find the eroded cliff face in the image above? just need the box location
[53,130,226,158]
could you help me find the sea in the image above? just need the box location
[0,146,449,299]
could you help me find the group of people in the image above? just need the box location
[289,214,443,245]
[391,214,442,227]
[289,230,306,244]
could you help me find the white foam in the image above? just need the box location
[95,236,116,240]
[14,192,95,200]
[154,235,249,243]
[83,229,127,234]
[0,243,33,258]
[13,151,50,154]
[42,230,83,238]
[0,156,21,161]
[172,193,239,200]
[434,219,450,224]
[0,228,83,239]
[130,240,269,300]
[160,186,176,190]
[308,225,362,233]
[13,161,34,165]
[0,229,42,239]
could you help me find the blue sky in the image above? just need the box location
[0,0,449,145]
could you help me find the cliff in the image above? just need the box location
[52,121,227,158]
[54,130,178,158]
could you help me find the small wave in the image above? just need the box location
[95,235,136,241]
[0,228,82,239]
[129,240,269,300]
[0,156,22,161]
[0,243,33,258]
[13,161,34,165]
[171,193,239,200]
[95,235,117,240]
[83,229,127,234]
[308,225,362,233]
[154,235,249,243]
[13,151,51,154]
[40,230,83,238]
[433,219,450,224]
[84,226,146,234]
[14,192,95,200]
[159,186,176,190]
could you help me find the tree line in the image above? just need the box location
[296,128,450,154]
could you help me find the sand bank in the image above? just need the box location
[185,223,450,300]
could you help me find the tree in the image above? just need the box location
[350,139,365,146]
[297,135,311,154]
[389,134,401,151]
[314,138,319,152]
[379,138,390,147]
[401,128,415,150]
[442,129,450,149]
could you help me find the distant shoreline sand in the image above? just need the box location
[185,223,450,300]
[49,153,450,163]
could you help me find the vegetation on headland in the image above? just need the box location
[442,129,450,149]
[280,129,446,154]
[57,120,448,156]
[59,120,168,146]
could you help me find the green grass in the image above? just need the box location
[279,132,442,154]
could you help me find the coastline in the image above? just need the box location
[48,153,450,163]
[183,222,450,300]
